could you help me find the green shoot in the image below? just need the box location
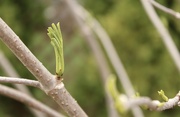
[47,22,64,77]
[106,75,120,100]
[158,90,168,102]
[106,75,127,114]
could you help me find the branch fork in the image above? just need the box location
[0,18,88,117]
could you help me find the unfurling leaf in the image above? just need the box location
[47,22,64,77]
[158,90,168,102]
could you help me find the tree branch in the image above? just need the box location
[0,84,65,117]
[77,3,137,98]
[0,18,88,117]
[150,0,180,19]
[0,49,47,117]
[140,0,180,72]
[0,18,56,91]
[63,0,144,117]
[117,92,180,111]
[0,76,41,89]
[61,1,120,117]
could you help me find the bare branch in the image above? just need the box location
[62,0,144,117]
[61,1,120,117]
[0,18,88,116]
[0,76,41,89]
[0,84,65,117]
[118,92,180,111]
[0,50,47,117]
[140,0,180,72]
[77,4,136,98]
[0,50,33,92]
[149,0,180,19]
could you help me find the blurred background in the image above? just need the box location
[0,0,180,117]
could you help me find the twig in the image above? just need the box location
[62,0,119,117]
[64,1,144,117]
[0,76,41,89]
[77,4,136,98]
[118,92,180,111]
[0,18,88,117]
[140,0,180,72]
[0,50,47,117]
[149,0,180,19]
[0,84,65,117]
[0,50,34,92]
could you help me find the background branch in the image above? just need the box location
[140,0,180,72]
[63,0,144,117]
[62,0,120,117]
[150,0,180,19]
[0,50,47,117]
[0,84,65,117]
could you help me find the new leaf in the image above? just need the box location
[47,22,64,77]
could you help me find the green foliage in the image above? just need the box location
[47,23,64,77]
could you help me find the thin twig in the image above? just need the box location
[149,0,180,19]
[140,0,180,72]
[0,84,65,117]
[77,4,136,98]
[64,1,144,117]
[0,50,47,117]
[0,50,33,92]
[62,0,119,117]
[0,76,41,89]
[118,91,180,111]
